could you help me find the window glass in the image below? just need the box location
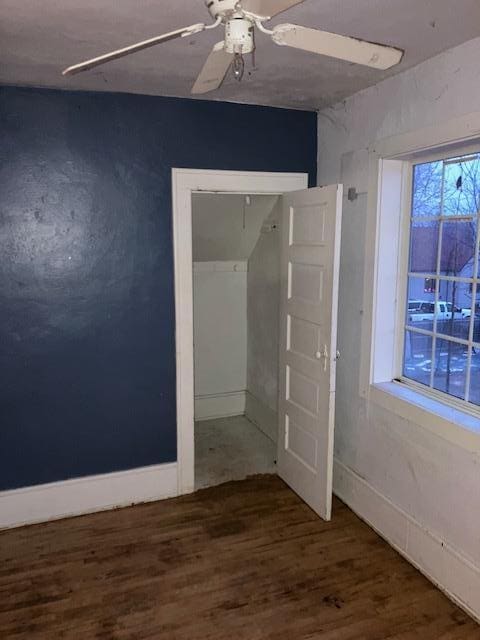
[469,350,480,406]
[440,220,476,277]
[403,330,432,388]
[409,220,439,273]
[403,151,480,408]
[406,277,434,330]
[473,289,480,345]
[424,278,435,293]
[436,279,472,340]
[412,161,442,217]
[443,156,480,216]
[432,339,467,400]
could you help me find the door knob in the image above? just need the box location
[315,345,329,371]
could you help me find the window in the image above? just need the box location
[402,151,480,408]
[424,277,435,293]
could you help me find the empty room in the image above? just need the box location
[1,1,480,638]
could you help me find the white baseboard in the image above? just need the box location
[0,462,178,530]
[194,390,246,421]
[245,391,277,442]
[333,458,480,622]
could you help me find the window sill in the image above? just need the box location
[370,382,480,453]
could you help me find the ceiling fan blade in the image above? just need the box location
[272,24,404,70]
[240,0,304,18]
[62,23,205,76]
[191,42,233,95]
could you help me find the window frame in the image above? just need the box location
[360,112,480,450]
[395,147,480,416]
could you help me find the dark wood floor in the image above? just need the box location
[0,475,478,639]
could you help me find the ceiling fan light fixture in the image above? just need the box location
[223,17,253,83]
[232,52,245,81]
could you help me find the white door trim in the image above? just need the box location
[172,169,309,494]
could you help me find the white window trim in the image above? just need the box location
[361,111,480,452]
[371,382,480,453]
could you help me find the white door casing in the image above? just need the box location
[172,169,308,495]
[277,185,343,520]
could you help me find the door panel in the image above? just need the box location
[277,185,343,520]
[285,415,317,470]
[289,316,321,359]
[289,262,325,304]
[287,367,319,414]
[290,203,327,246]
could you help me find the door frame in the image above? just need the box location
[172,168,308,495]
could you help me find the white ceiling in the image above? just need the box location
[192,193,278,261]
[1,0,480,111]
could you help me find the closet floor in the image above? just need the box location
[195,415,276,490]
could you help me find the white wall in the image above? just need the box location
[318,37,480,619]
[246,200,281,442]
[192,193,281,425]
[193,261,247,420]
[192,193,279,262]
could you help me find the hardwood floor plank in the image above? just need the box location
[0,475,477,639]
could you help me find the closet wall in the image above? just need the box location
[193,261,248,419]
[246,200,282,442]
[192,193,278,422]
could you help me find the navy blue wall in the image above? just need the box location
[0,86,316,490]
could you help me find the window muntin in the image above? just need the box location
[403,152,480,408]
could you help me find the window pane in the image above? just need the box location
[433,339,467,400]
[424,277,435,293]
[443,155,480,216]
[440,220,476,276]
[406,277,435,330]
[409,220,439,273]
[412,161,442,217]
[473,310,480,344]
[469,349,480,406]
[403,330,432,387]
[436,279,472,340]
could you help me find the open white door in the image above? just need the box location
[277,185,343,520]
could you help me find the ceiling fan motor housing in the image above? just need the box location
[225,18,254,54]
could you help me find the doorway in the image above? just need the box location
[172,169,308,495]
[172,169,342,520]
[192,192,281,488]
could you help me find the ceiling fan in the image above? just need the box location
[62,0,404,94]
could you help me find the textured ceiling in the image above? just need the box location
[1,0,480,111]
